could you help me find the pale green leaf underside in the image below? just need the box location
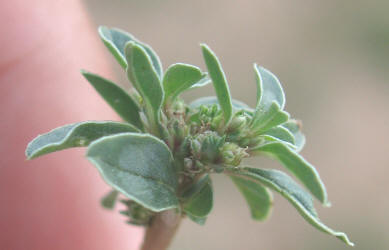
[254,64,285,111]
[25,121,139,159]
[234,168,353,246]
[201,44,233,124]
[252,102,289,134]
[101,190,119,210]
[98,26,163,78]
[251,142,328,205]
[125,42,164,128]
[263,125,295,145]
[190,75,211,89]
[163,63,206,104]
[82,71,143,130]
[230,175,273,220]
[282,120,306,152]
[259,135,297,151]
[183,175,213,219]
[189,96,254,113]
[87,133,178,212]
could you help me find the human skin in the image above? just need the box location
[0,1,143,249]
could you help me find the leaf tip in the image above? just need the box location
[97,26,112,42]
[200,43,214,57]
[25,139,39,160]
[25,153,34,160]
[124,41,137,54]
[80,69,90,76]
[199,43,208,49]
[338,233,355,247]
[323,200,332,207]
[97,25,107,34]
[201,43,215,53]
[25,154,33,161]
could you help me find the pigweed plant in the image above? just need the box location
[26,26,353,249]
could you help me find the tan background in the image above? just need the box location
[83,1,389,249]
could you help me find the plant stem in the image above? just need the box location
[141,210,182,250]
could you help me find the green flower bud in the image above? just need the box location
[178,137,191,158]
[199,132,225,162]
[221,142,249,166]
[228,114,249,132]
[210,113,224,131]
[190,138,202,158]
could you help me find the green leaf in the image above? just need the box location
[190,75,211,89]
[189,96,254,113]
[182,175,213,219]
[101,190,119,210]
[231,168,353,246]
[125,42,164,133]
[251,102,289,133]
[251,142,328,205]
[87,133,179,212]
[138,43,163,80]
[201,44,233,124]
[282,120,306,152]
[254,64,285,110]
[163,63,206,105]
[230,175,273,220]
[258,135,296,150]
[186,213,207,225]
[82,71,143,130]
[98,26,163,78]
[25,121,139,159]
[263,126,295,145]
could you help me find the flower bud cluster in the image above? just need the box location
[183,131,248,174]
[163,101,261,176]
[190,105,224,133]
[220,142,249,166]
[225,111,265,148]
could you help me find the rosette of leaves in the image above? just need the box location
[25,26,353,247]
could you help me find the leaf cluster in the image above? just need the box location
[25,26,353,246]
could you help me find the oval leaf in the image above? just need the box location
[82,71,143,130]
[163,63,206,105]
[182,175,213,219]
[254,64,285,110]
[98,26,163,78]
[25,121,139,159]
[282,120,306,152]
[87,133,179,212]
[251,102,289,133]
[251,141,328,205]
[230,175,273,221]
[232,167,353,246]
[125,42,164,133]
[201,44,233,124]
[263,125,295,145]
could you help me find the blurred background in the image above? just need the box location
[83,0,388,249]
[1,0,387,249]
